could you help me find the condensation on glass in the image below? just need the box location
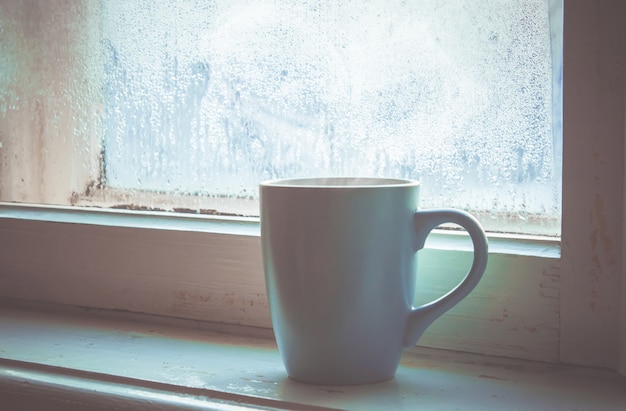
[0,0,563,235]
[0,1,103,206]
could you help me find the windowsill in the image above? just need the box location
[0,203,565,365]
[1,301,624,410]
[0,202,560,257]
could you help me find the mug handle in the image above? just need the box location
[403,209,489,348]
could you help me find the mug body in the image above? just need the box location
[260,177,420,385]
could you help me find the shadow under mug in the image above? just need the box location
[260,177,488,385]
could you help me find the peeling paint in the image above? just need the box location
[586,194,617,315]
[489,308,509,323]
[590,194,615,266]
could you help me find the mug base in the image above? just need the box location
[286,372,396,386]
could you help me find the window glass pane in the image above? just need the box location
[0,0,562,235]
[0,1,102,206]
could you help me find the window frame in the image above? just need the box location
[0,1,625,375]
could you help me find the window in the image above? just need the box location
[0,0,562,235]
[1,1,625,375]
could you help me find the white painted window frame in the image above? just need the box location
[0,2,625,375]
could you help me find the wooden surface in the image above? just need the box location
[0,211,560,363]
[1,306,624,411]
[561,0,625,370]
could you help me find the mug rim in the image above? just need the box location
[260,177,420,188]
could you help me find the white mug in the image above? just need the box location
[260,177,488,385]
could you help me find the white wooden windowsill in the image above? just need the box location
[0,203,564,365]
[1,303,624,411]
